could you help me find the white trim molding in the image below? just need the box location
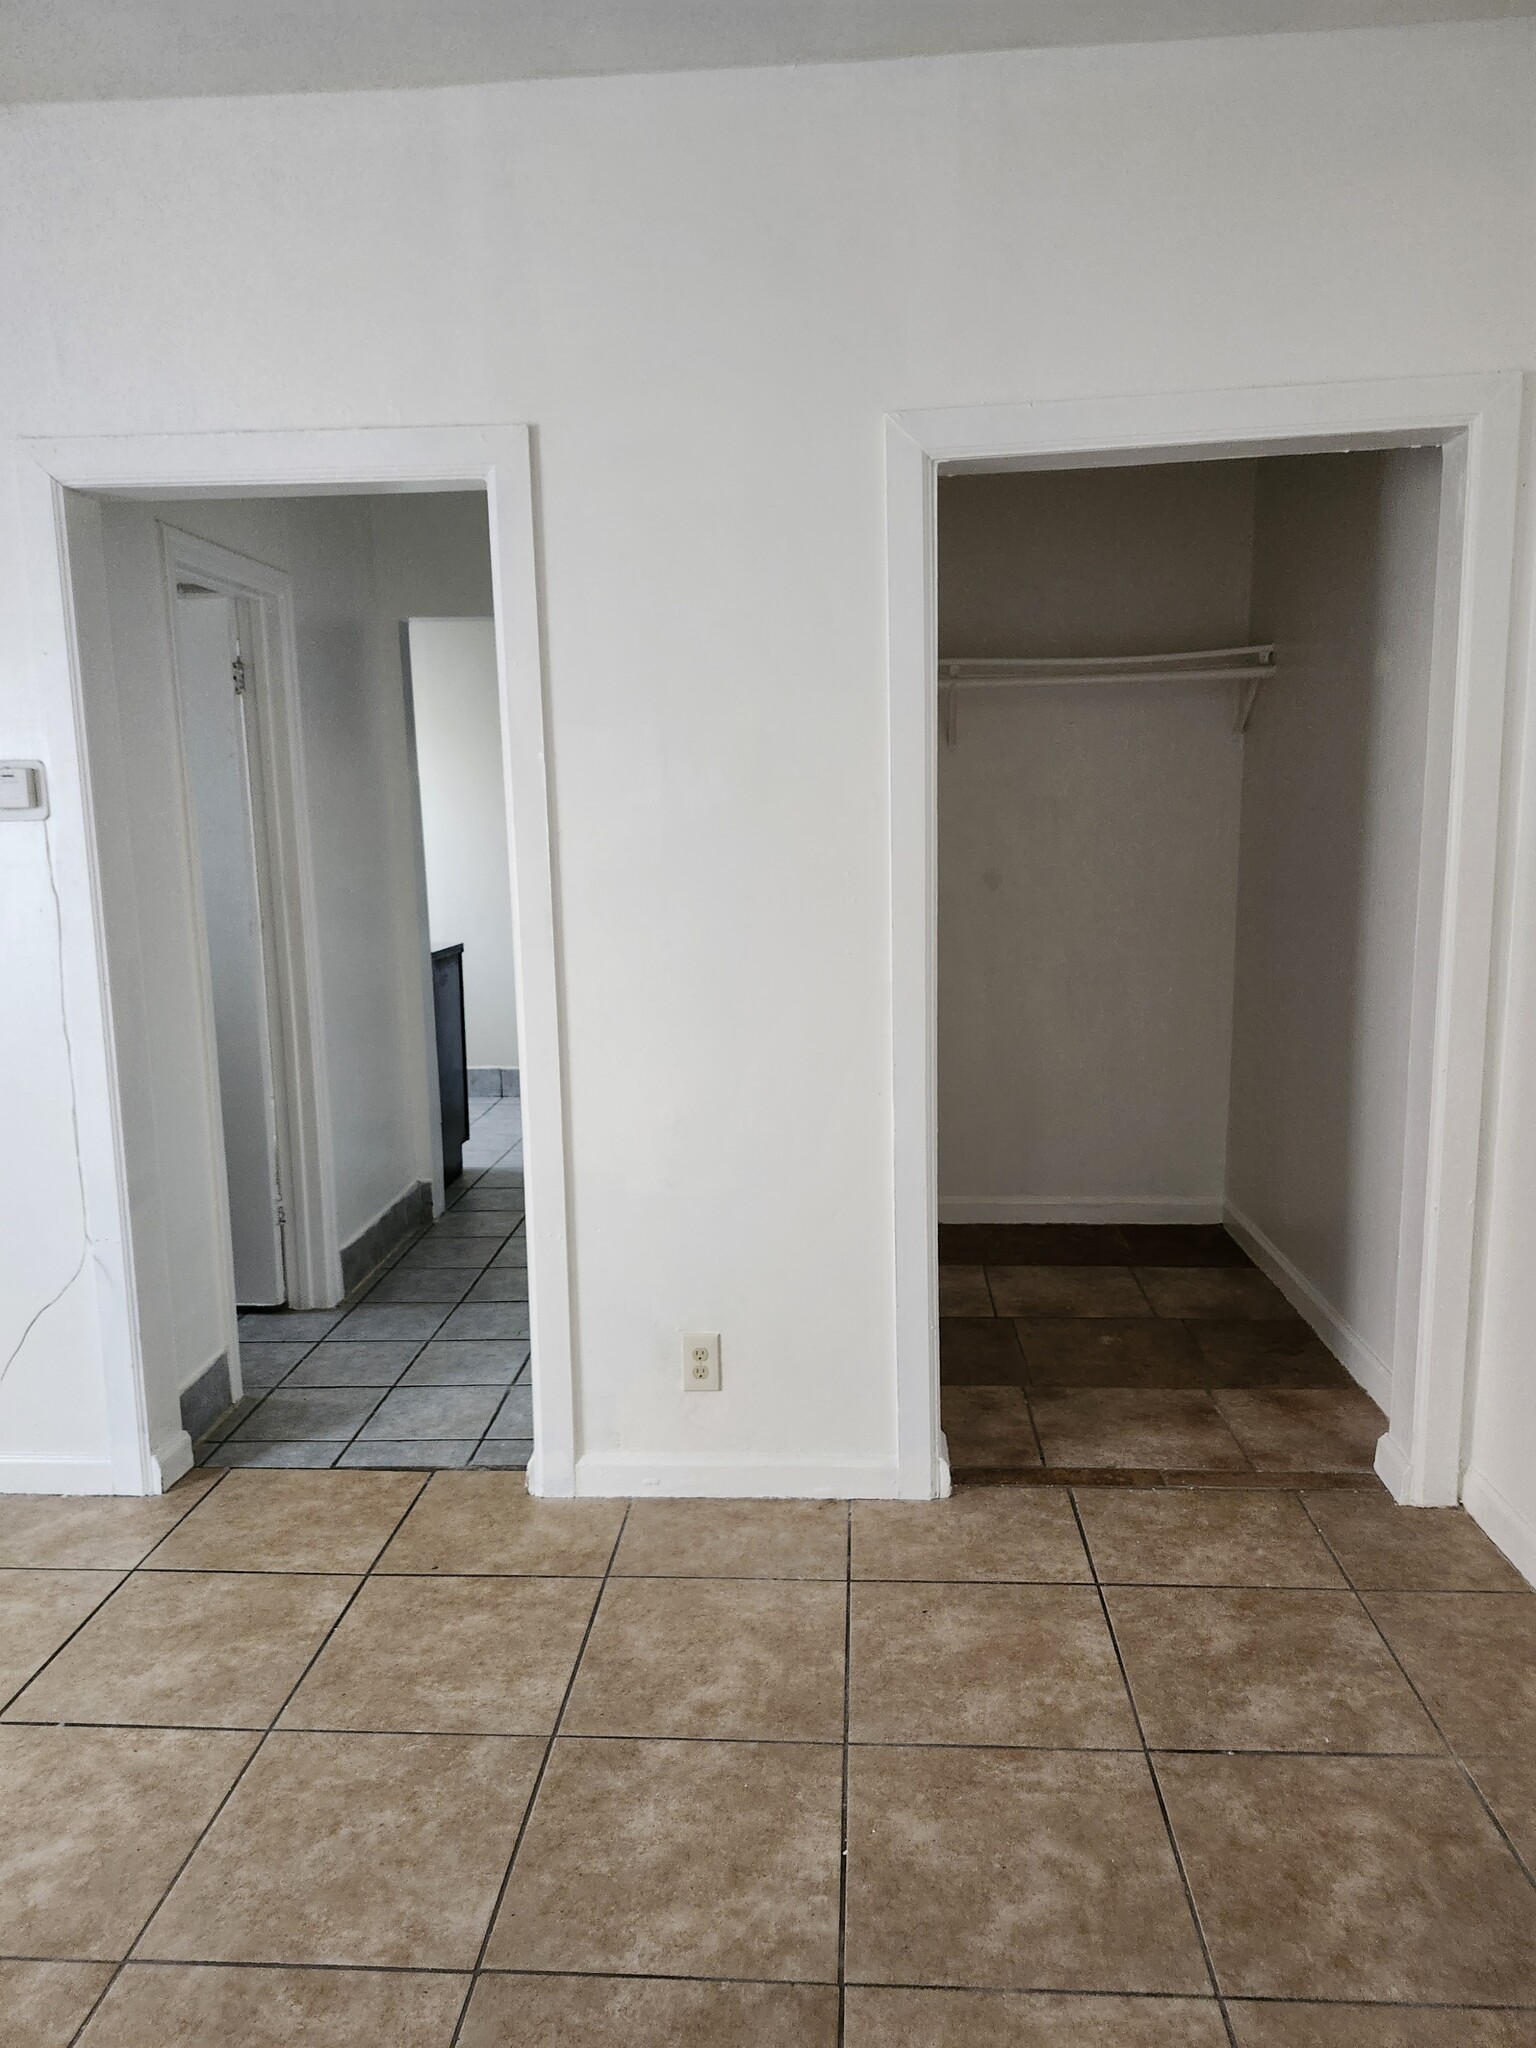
[1462,1465,1536,1590]
[941,1196,1224,1226]
[17,424,577,1497]
[1223,1203,1394,1415]
[887,375,1525,1510]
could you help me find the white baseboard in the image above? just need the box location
[1462,1465,1536,1589]
[939,1195,1225,1226]
[1373,1429,1413,1502]
[1223,1203,1393,1411]
[151,1429,195,1491]
[0,1457,119,1495]
[572,1451,903,1500]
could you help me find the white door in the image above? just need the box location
[174,589,287,1305]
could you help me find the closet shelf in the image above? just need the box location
[937,642,1277,743]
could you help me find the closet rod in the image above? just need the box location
[937,642,1276,744]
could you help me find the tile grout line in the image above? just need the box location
[62,1470,432,2048]
[1067,1486,1240,2048]
[446,1498,633,2048]
[836,1499,853,2048]
[0,1473,231,1719]
[1296,1492,1536,1897]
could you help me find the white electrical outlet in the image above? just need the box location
[682,1331,721,1392]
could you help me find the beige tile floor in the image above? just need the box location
[0,1468,1532,2044]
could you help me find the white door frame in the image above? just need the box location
[886,374,1525,1506]
[19,425,577,1497]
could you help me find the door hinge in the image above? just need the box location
[232,655,247,695]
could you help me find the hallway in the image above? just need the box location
[0,1465,1532,2043]
[196,1093,529,1471]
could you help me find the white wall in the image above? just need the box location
[1227,449,1443,1402]
[937,463,1254,1218]
[0,23,1532,1500]
[409,617,519,1069]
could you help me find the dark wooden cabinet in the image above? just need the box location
[431,944,469,1184]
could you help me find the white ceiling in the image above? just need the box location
[2,0,1531,103]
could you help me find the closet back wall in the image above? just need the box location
[937,461,1258,1223]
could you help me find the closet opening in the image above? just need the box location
[932,445,1456,1488]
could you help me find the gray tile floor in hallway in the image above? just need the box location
[0,1471,1532,2044]
[199,1093,530,1473]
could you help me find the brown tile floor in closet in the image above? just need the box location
[939,1223,1390,1486]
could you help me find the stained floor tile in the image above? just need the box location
[1158,1752,1536,2002]
[851,1583,1135,1747]
[1076,1490,1346,1587]
[1117,1226,1251,1269]
[459,1974,838,2047]
[1466,1752,1536,1870]
[941,1386,1041,1468]
[852,1489,1088,1583]
[1227,2005,1536,2046]
[4,1571,354,1728]
[463,1269,530,1303]
[377,1472,624,1576]
[1031,1390,1249,1471]
[231,1387,384,1441]
[237,1342,314,1383]
[140,1730,541,1968]
[988,1267,1150,1318]
[338,1439,477,1469]
[472,1439,533,1469]
[843,1987,1230,2046]
[1134,1267,1295,1319]
[1363,1592,1536,1753]
[1189,1321,1351,1388]
[0,1961,113,2047]
[145,1472,424,1574]
[75,1964,467,2047]
[0,1569,123,1704]
[282,1342,421,1388]
[282,1575,596,1734]
[237,1311,341,1343]
[845,1745,1206,1992]
[205,1440,342,1469]
[393,1239,498,1272]
[362,1267,475,1305]
[486,1736,842,1981]
[436,1302,531,1341]
[940,1225,1131,1266]
[0,1724,257,1958]
[0,1474,219,1569]
[613,1498,847,1579]
[1214,1388,1384,1472]
[401,1340,526,1386]
[1015,1319,1207,1389]
[1108,1586,1438,1752]
[358,1385,503,1440]
[939,1317,1026,1385]
[1305,1492,1530,1590]
[329,1305,452,1342]
[485,1386,533,1437]
[565,1577,845,1740]
[938,1265,993,1315]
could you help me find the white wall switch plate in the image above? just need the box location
[0,760,48,819]
[682,1331,721,1392]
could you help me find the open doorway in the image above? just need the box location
[30,426,573,1495]
[934,450,1439,1485]
[885,378,1522,1507]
